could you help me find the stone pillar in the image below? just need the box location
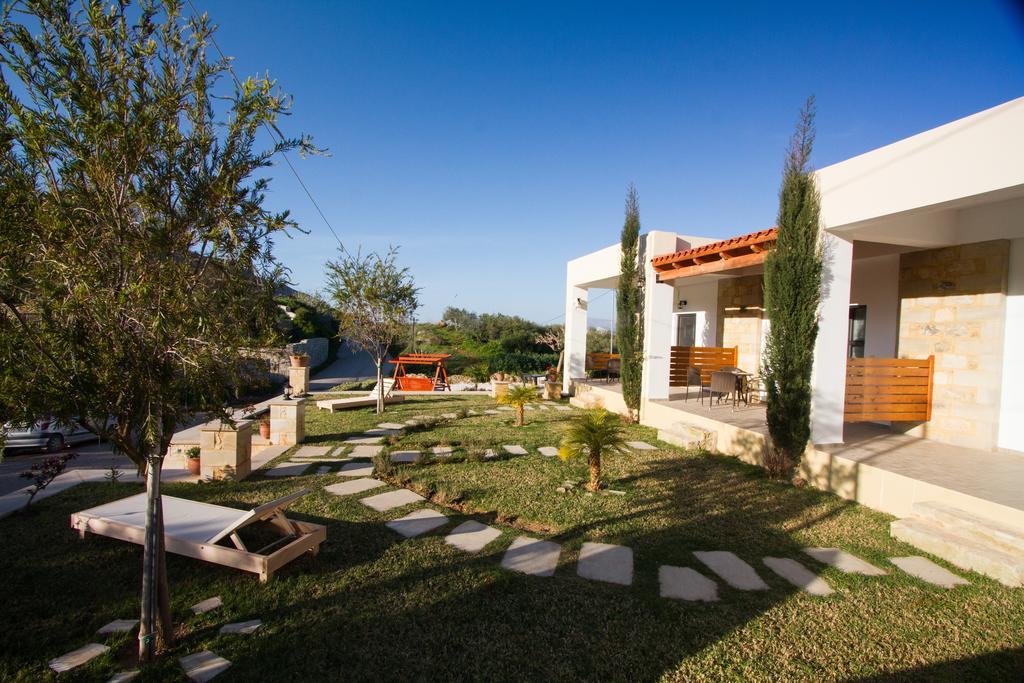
[289,366,310,397]
[564,284,588,394]
[810,233,854,445]
[640,231,682,405]
[270,399,305,446]
[199,420,252,481]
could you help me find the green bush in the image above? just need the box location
[486,352,558,375]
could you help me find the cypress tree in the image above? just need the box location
[762,97,824,477]
[617,184,644,419]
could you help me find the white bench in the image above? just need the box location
[316,378,405,412]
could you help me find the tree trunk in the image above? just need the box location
[156,466,174,649]
[375,359,385,414]
[555,349,564,377]
[138,455,162,662]
[515,405,524,426]
[587,450,601,491]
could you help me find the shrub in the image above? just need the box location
[20,451,77,510]
[373,453,395,479]
[486,352,558,375]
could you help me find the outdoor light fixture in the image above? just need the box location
[678,299,688,308]
[576,298,587,310]
[283,385,292,401]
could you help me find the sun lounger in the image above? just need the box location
[70,489,326,582]
[316,378,405,412]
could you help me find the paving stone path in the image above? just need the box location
[338,461,375,477]
[325,478,385,496]
[483,449,498,459]
[360,488,424,512]
[377,422,406,430]
[538,446,559,457]
[264,462,310,477]
[345,435,384,445]
[390,450,420,463]
[191,596,222,614]
[49,643,109,673]
[577,542,633,585]
[348,445,382,457]
[763,557,835,596]
[293,445,332,457]
[180,650,231,682]
[97,619,138,634]
[694,551,769,591]
[554,405,572,411]
[890,556,969,588]
[365,428,400,437]
[445,520,501,553]
[803,547,887,576]
[316,466,331,474]
[441,412,459,419]
[659,566,720,602]
[108,671,140,682]
[501,536,561,576]
[220,620,262,635]
[484,409,501,415]
[432,446,454,456]
[502,445,528,455]
[625,441,657,450]
[386,508,449,538]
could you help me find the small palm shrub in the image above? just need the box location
[558,409,627,491]
[498,385,539,426]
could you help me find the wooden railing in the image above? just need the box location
[586,353,620,372]
[844,356,934,423]
[669,346,739,386]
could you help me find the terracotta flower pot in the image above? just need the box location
[259,420,271,439]
[290,354,309,368]
[187,458,201,475]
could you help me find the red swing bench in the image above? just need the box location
[388,353,452,391]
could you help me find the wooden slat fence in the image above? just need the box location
[586,353,620,372]
[844,356,934,422]
[669,346,739,386]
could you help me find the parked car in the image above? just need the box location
[2,417,106,453]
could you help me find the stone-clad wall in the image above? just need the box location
[897,240,1009,450]
[287,337,329,369]
[717,275,765,373]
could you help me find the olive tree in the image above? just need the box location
[325,247,419,412]
[0,0,316,661]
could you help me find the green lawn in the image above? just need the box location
[2,395,1022,681]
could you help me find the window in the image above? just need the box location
[848,305,867,358]
[676,313,697,347]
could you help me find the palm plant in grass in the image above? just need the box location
[558,409,627,491]
[498,385,539,426]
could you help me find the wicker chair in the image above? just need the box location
[710,370,738,408]
[606,358,621,384]
[684,366,704,403]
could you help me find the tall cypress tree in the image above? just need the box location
[762,97,824,477]
[617,184,644,419]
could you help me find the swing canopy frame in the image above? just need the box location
[387,353,452,391]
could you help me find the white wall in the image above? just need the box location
[641,231,684,402]
[811,234,854,445]
[849,254,900,358]
[672,281,718,346]
[998,238,1024,453]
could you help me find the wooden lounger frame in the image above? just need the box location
[316,378,406,412]
[71,489,326,582]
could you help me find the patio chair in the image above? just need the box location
[709,370,738,409]
[606,358,621,384]
[683,366,704,403]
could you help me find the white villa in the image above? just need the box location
[563,97,1024,580]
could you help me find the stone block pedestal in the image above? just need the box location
[289,366,310,397]
[199,420,252,481]
[270,400,305,446]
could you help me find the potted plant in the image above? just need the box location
[185,446,201,476]
[289,351,309,368]
[257,414,271,439]
[543,366,560,400]
[491,370,510,400]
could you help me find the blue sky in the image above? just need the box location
[203,0,1024,326]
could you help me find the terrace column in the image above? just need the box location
[640,231,680,404]
[199,419,253,481]
[270,399,305,446]
[289,366,310,397]
[810,233,854,444]
[564,284,588,395]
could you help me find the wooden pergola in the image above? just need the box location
[387,353,452,391]
[651,228,777,281]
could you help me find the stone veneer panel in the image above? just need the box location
[717,275,764,373]
[897,240,1009,451]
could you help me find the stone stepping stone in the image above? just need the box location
[264,462,309,477]
[554,405,572,411]
[191,596,222,614]
[439,412,457,418]
[108,671,140,683]
[523,405,536,410]
[360,488,424,512]
[803,548,887,576]
[538,447,559,457]
[219,620,262,635]
[625,441,657,450]
[293,445,331,457]
[350,444,383,457]
[466,409,480,415]
[404,419,419,426]
[536,404,549,411]
[484,409,500,415]
[445,520,501,553]
[49,643,109,673]
[365,428,399,437]
[316,466,331,474]
[338,462,374,477]
[386,508,449,538]
[345,435,384,444]
[483,449,498,460]
[577,542,633,585]
[326,478,385,496]
[97,619,138,634]
[694,551,768,591]
[377,422,406,430]
[503,445,528,455]
[659,566,719,601]
[180,650,231,682]
[763,557,835,596]
[390,450,420,463]
[501,536,561,577]
[890,556,969,588]
[432,446,454,456]
[497,406,514,411]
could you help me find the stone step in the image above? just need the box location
[910,501,1024,556]
[890,518,1024,588]
[657,423,714,450]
